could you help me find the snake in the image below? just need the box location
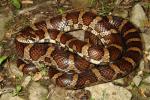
[15,10,143,89]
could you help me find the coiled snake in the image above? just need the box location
[15,10,143,89]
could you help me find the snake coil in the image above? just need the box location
[15,10,143,89]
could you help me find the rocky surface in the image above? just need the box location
[86,83,132,100]
[0,93,25,100]
[28,82,48,100]
[130,3,148,28]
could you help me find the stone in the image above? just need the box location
[143,76,150,84]
[0,93,24,100]
[132,75,142,87]
[86,83,132,100]
[28,82,48,100]
[130,3,148,28]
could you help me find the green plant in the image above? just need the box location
[0,56,8,65]
[98,0,115,16]
[10,0,21,9]
[89,0,97,7]
[12,84,22,96]
[57,7,65,14]
[38,63,48,76]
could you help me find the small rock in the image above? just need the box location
[113,78,125,85]
[142,33,150,50]
[86,83,132,100]
[139,59,145,71]
[21,76,32,88]
[130,3,148,28]
[48,87,66,100]
[0,93,25,100]
[28,82,48,100]
[143,76,150,84]
[4,61,23,77]
[132,75,142,87]
[147,54,150,61]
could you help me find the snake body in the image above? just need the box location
[15,10,143,89]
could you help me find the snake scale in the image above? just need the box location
[15,10,143,89]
